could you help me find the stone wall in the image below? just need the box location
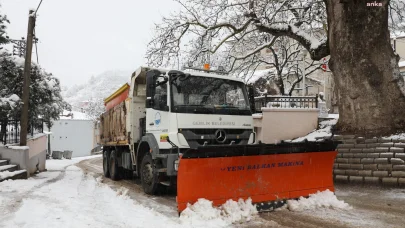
[332,135,405,186]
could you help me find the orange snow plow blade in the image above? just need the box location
[177,141,339,212]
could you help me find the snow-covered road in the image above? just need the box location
[0,156,261,228]
[2,156,405,228]
[77,157,405,228]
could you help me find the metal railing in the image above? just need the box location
[0,119,44,145]
[254,95,318,113]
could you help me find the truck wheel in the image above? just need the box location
[109,150,120,181]
[103,151,110,178]
[141,154,160,194]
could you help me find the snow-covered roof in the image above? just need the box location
[306,76,324,84]
[59,110,90,120]
[243,68,275,84]
[391,31,405,39]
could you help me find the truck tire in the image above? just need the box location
[103,151,110,178]
[140,154,160,194]
[109,150,120,181]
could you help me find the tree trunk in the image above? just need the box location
[326,0,405,136]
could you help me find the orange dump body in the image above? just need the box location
[176,142,338,212]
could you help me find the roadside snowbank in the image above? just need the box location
[286,190,351,211]
[180,198,258,227]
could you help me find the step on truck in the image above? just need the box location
[100,66,339,212]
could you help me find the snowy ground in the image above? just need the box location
[2,154,405,228]
[0,156,259,228]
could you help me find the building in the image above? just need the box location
[45,110,98,158]
[392,32,405,79]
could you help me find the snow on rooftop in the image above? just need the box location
[59,110,91,120]
[7,146,29,150]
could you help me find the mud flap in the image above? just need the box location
[176,141,338,212]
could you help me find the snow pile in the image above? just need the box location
[180,198,258,227]
[286,190,351,212]
[292,118,337,142]
[382,133,405,140]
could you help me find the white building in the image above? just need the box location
[45,110,97,158]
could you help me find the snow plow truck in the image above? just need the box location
[100,66,339,212]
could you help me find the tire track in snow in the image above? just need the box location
[0,165,72,223]
[76,158,179,217]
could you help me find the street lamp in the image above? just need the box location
[299,50,308,96]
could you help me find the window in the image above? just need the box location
[153,82,168,110]
[170,75,251,115]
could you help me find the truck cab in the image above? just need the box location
[102,66,255,193]
[143,68,255,150]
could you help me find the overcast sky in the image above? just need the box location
[1,0,180,87]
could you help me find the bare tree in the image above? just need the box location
[242,36,322,95]
[147,0,405,135]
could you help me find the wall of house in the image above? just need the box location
[27,134,47,174]
[47,120,94,157]
[0,134,47,177]
[393,36,405,62]
[253,108,319,143]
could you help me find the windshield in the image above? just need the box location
[170,75,251,115]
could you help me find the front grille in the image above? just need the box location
[180,128,252,148]
[183,128,247,135]
[196,139,242,145]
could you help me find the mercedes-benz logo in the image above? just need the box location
[215,129,226,143]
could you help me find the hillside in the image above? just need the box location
[61,70,131,119]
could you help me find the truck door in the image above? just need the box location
[146,75,170,147]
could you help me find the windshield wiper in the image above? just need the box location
[178,105,214,114]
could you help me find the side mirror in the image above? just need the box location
[146,70,161,108]
[247,85,255,113]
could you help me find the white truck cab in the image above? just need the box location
[142,68,255,151]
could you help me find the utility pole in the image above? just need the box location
[20,10,36,146]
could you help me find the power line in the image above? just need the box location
[34,29,39,64]
[35,0,43,15]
